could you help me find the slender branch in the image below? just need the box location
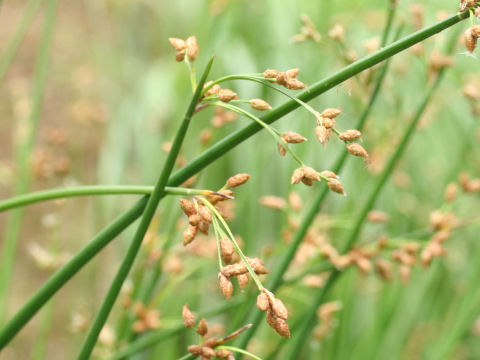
[75,57,214,360]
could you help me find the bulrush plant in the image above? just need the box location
[1,1,479,359]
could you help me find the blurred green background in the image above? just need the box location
[1,0,480,359]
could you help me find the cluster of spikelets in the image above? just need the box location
[179,173,249,246]
[256,289,291,338]
[182,305,253,359]
[168,36,199,62]
[460,1,480,55]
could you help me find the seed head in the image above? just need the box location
[175,50,186,62]
[264,69,279,78]
[204,81,221,97]
[218,88,238,102]
[375,258,393,281]
[216,349,233,359]
[321,108,342,119]
[282,131,307,144]
[322,117,336,129]
[277,142,287,156]
[218,273,234,299]
[271,298,289,320]
[188,214,201,226]
[220,239,236,264]
[285,78,306,90]
[198,206,212,223]
[320,170,338,179]
[303,166,321,181]
[346,142,368,159]
[256,292,270,311]
[248,257,269,274]
[266,310,291,338]
[185,36,199,61]
[197,220,210,235]
[204,336,218,348]
[339,129,362,141]
[188,345,202,356]
[182,305,196,328]
[327,178,346,195]
[276,72,288,86]
[286,68,300,78]
[250,98,272,110]
[183,225,198,246]
[227,173,251,187]
[197,318,209,336]
[221,263,248,278]
[169,38,186,51]
[237,273,250,289]
[459,0,478,11]
[301,177,314,186]
[179,199,196,217]
[291,167,305,184]
[315,125,330,145]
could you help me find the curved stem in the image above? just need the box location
[0,185,220,212]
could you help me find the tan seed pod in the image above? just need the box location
[179,199,196,217]
[204,82,221,97]
[188,345,203,356]
[201,346,216,358]
[221,263,248,278]
[248,257,269,275]
[464,27,478,54]
[182,305,196,328]
[291,167,305,184]
[218,89,238,102]
[185,36,199,61]
[301,177,314,186]
[175,50,186,62]
[339,129,362,141]
[216,349,232,359]
[227,173,251,187]
[321,108,342,119]
[277,142,287,156]
[256,292,270,311]
[271,298,289,320]
[188,214,201,226]
[197,220,210,235]
[282,131,307,143]
[285,78,306,90]
[264,69,279,78]
[303,166,321,181]
[276,72,288,86]
[286,68,300,78]
[169,37,186,51]
[459,0,477,11]
[250,98,272,110]
[218,273,234,299]
[237,273,250,289]
[220,239,236,264]
[204,336,218,348]
[198,206,213,223]
[327,178,346,195]
[322,117,336,129]
[315,125,330,145]
[197,318,209,336]
[346,142,368,158]
[266,310,291,338]
[259,196,287,210]
[183,225,198,246]
[320,170,338,179]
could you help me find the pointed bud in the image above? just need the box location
[218,273,234,299]
[322,117,336,129]
[282,131,307,144]
[315,125,330,145]
[185,36,199,61]
[303,166,321,181]
[271,298,289,320]
[257,292,270,311]
[250,98,272,110]
[277,142,287,156]
[227,173,251,187]
[218,89,238,102]
[198,206,213,223]
[264,69,279,78]
[179,199,196,216]
[291,167,305,184]
[321,108,342,119]
[182,305,196,328]
[328,178,346,195]
[197,318,209,336]
[169,38,186,51]
[183,226,197,246]
[339,129,362,141]
[346,142,368,158]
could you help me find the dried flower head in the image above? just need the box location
[303,166,321,181]
[315,125,330,145]
[282,131,307,144]
[256,293,270,311]
[264,69,279,78]
[218,88,238,103]
[197,318,209,336]
[339,129,362,141]
[291,167,305,184]
[183,225,198,246]
[464,25,480,55]
[185,36,199,61]
[327,178,346,195]
[227,173,251,187]
[218,273,234,299]
[182,305,196,328]
[250,98,272,110]
[321,108,342,119]
[346,142,369,159]
[179,199,196,217]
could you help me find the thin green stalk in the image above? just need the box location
[215,346,263,360]
[0,0,58,326]
[282,32,458,360]
[0,185,220,212]
[0,196,149,349]
[108,301,241,360]
[76,57,214,360]
[235,23,402,350]
[0,0,44,83]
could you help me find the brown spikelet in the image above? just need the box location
[286,68,300,78]
[227,173,251,187]
[197,220,210,235]
[327,178,346,195]
[204,82,221,97]
[175,50,186,62]
[182,305,196,328]
[282,131,307,144]
[179,199,196,217]
[271,298,289,320]
[322,117,336,129]
[321,108,342,119]
[169,38,186,51]
[250,98,272,110]
[204,336,218,348]
[248,257,269,275]
[464,26,480,54]
[291,167,305,184]
[301,177,314,186]
[285,78,306,90]
[185,36,199,61]
[375,258,393,281]
[264,69,279,78]
[315,125,330,145]
[339,129,362,141]
[256,293,270,311]
[320,170,338,179]
[218,89,238,102]
[183,225,198,246]
[276,72,288,86]
[220,239,236,264]
[237,273,250,289]
[197,318,209,336]
[221,263,248,278]
[218,273,234,299]
[188,345,203,356]
[346,142,369,159]
[303,166,321,181]
[188,214,201,226]
[277,142,287,156]
[266,310,291,338]
[198,206,213,223]
[216,349,232,359]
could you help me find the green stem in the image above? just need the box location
[282,29,459,360]
[0,0,58,326]
[216,345,263,360]
[0,197,149,349]
[0,185,218,212]
[0,0,44,83]
[75,57,214,360]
